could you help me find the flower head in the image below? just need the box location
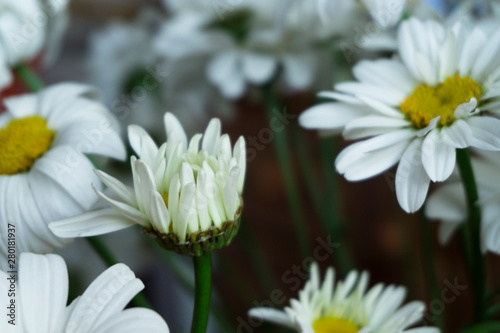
[0,83,125,262]
[0,253,169,332]
[50,113,246,256]
[249,262,438,333]
[300,18,500,213]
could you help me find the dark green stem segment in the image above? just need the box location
[191,253,212,333]
[86,237,152,309]
[456,148,484,322]
[262,84,311,258]
[13,64,45,92]
[420,213,442,329]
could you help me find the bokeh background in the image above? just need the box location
[5,0,500,332]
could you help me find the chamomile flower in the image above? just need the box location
[0,253,169,333]
[426,150,500,254]
[0,83,125,262]
[50,113,246,256]
[300,18,500,213]
[249,262,438,333]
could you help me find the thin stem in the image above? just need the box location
[456,148,485,322]
[86,237,151,309]
[420,213,443,328]
[262,84,310,258]
[319,137,353,274]
[13,64,44,92]
[146,238,233,332]
[191,254,212,333]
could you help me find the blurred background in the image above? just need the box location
[4,0,500,332]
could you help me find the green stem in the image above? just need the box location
[86,237,151,309]
[191,254,212,333]
[13,64,45,92]
[456,148,485,322]
[319,137,353,274]
[262,84,310,258]
[420,213,443,328]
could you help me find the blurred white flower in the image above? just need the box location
[0,83,126,261]
[155,0,355,100]
[89,10,233,137]
[0,0,69,65]
[50,113,246,247]
[426,151,500,254]
[249,262,439,333]
[300,18,500,213]
[0,253,169,333]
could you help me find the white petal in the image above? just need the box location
[438,31,457,82]
[233,136,246,193]
[395,139,431,213]
[343,116,410,140]
[282,52,316,90]
[19,253,68,333]
[299,103,370,131]
[421,130,456,182]
[248,308,294,329]
[336,82,406,106]
[128,125,158,162]
[441,119,472,148]
[149,191,171,234]
[177,183,196,240]
[92,308,170,333]
[66,264,144,333]
[337,140,410,181]
[93,185,150,227]
[202,118,221,155]
[242,52,277,84]
[94,170,137,207]
[49,209,138,238]
[468,116,500,150]
[164,112,187,151]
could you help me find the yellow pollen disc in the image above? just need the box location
[0,116,55,175]
[312,317,359,333]
[400,75,482,129]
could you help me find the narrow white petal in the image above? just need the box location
[233,136,247,193]
[93,185,150,227]
[94,170,137,207]
[299,103,371,131]
[149,191,171,234]
[177,183,196,240]
[396,139,431,213]
[164,112,188,151]
[248,308,294,329]
[202,118,221,155]
[421,130,456,182]
[49,209,137,238]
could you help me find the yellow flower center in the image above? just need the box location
[312,317,359,333]
[0,116,55,175]
[400,75,482,129]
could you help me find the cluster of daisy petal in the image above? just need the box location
[250,262,438,333]
[50,113,246,256]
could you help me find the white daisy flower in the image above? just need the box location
[0,83,126,261]
[0,253,169,333]
[426,150,500,254]
[300,18,500,213]
[50,113,246,256]
[0,0,68,65]
[249,262,439,333]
